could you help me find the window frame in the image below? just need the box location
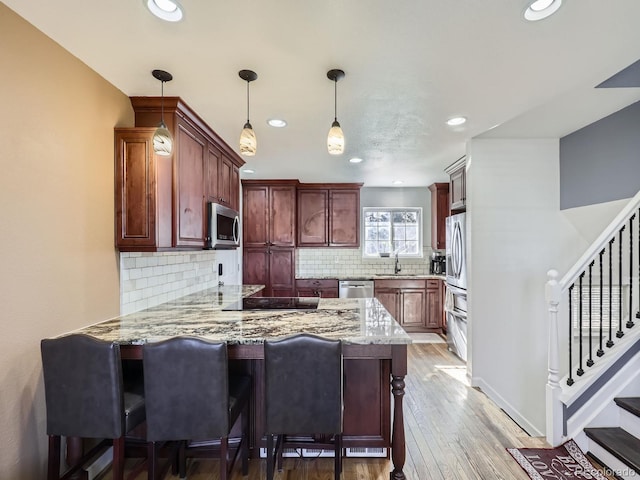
[362,207,423,259]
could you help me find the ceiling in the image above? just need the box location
[4,0,640,186]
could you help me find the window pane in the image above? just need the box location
[405,241,418,254]
[366,227,378,240]
[393,226,406,240]
[405,226,418,240]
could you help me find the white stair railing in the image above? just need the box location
[546,190,640,446]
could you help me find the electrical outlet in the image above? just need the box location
[334,256,339,264]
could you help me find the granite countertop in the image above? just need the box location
[71,284,411,346]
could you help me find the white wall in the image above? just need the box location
[467,138,589,435]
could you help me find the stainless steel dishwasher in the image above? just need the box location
[338,280,374,298]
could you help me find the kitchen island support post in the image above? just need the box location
[391,344,407,480]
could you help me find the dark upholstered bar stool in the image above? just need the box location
[142,337,250,480]
[264,333,343,480]
[40,334,146,480]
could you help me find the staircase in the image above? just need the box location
[585,397,640,479]
[546,190,640,478]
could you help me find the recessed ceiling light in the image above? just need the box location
[446,116,467,126]
[392,180,404,185]
[242,168,255,174]
[267,119,287,128]
[349,157,363,164]
[146,0,183,21]
[524,0,561,21]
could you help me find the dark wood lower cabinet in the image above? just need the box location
[375,278,443,333]
[243,247,295,297]
[295,279,339,298]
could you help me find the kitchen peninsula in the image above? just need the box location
[70,284,411,480]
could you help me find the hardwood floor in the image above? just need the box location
[109,343,549,480]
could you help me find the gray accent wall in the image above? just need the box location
[559,100,640,210]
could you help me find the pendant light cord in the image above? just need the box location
[334,79,338,122]
[160,81,165,123]
[246,80,250,123]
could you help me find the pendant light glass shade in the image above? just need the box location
[327,120,345,155]
[238,70,258,156]
[152,69,173,157]
[327,69,345,156]
[153,121,173,156]
[239,121,257,156]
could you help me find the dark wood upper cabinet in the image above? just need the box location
[330,188,360,247]
[116,97,244,251]
[174,118,206,247]
[297,183,362,248]
[114,128,172,250]
[242,180,297,248]
[428,182,449,251]
[297,189,329,246]
[446,157,466,213]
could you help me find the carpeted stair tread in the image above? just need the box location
[585,427,640,473]
[615,397,640,417]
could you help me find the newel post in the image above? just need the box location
[545,269,564,446]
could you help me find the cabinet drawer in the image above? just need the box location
[426,279,442,289]
[374,279,426,289]
[295,279,339,289]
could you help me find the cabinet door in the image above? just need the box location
[205,144,220,204]
[297,189,328,246]
[429,183,449,251]
[230,165,240,211]
[115,128,172,250]
[270,186,296,247]
[450,166,466,211]
[425,286,442,329]
[218,154,234,206]
[425,280,443,330]
[374,288,400,322]
[174,119,206,247]
[329,189,360,247]
[269,248,295,297]
[243,248,269,290]
[400,289,426,328]
[243,186,269,247]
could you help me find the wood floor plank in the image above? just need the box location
[105,343,547,480]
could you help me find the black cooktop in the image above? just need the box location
[222,297,320,311]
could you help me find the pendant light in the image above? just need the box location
[152,69,173,156]
[327,69,345,155]
[238,70,258,156]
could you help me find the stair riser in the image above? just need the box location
[620,408,640,440]
[588,442,638,480]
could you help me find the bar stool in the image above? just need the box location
[40,334,146,480]
[264,333,343,480]
[142,337,250,480]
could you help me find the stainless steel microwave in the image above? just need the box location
[206,202,239,249]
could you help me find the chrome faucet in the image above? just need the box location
[394,255,401,274]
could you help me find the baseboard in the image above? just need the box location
[471,376,544,437]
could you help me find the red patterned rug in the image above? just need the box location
[507,440,609,480]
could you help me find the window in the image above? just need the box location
[363,208,422,258]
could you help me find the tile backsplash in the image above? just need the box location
[296,248,433,278]
[119,250,239,315]
[119,247,433,314]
